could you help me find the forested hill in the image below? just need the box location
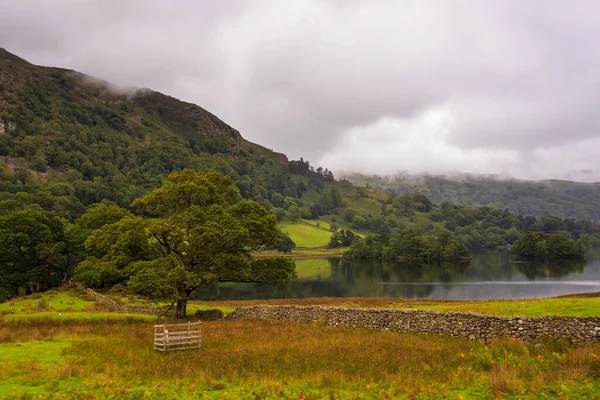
[1,47,599,245]
[0,48,283,163]
[344,173,600,221]
[0,49,374,224]
[3,49,600,301]
[0,48,296,213]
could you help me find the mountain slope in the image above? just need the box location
[3,49,600,303]
[2,47,599,249]
[0,47,285,162]
[0,48,291,216]
[344,173,600,221]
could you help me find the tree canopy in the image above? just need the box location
[0,205,67,298]
[344,231,471,262]
[75,169,296,317]
[512,232,585,260]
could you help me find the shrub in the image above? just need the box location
[36,298,49,310]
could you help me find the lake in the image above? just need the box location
[192,250,600,301]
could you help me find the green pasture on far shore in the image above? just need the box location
[277,220,333,248]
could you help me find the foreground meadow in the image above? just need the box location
[2,290,600,398]
[2,318,600,399]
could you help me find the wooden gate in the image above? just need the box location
[154,321,202,352]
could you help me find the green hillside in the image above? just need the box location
[345,173,600,221]
[0,49,391,300]
[0,48,388,224]
[0,48,288,213]
[2,49,600,301]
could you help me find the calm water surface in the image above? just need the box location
[192,251,600,301]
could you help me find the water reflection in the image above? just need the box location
[515,259,586,279]
[191,251,600,301]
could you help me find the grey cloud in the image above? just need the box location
[2,0,600,180]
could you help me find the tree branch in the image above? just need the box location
[159,301,175,317]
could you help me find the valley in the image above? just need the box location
[2,49,600,399]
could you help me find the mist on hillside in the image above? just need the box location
[3,1,600,182]
[339,171,600,186]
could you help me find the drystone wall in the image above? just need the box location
[77,284,175,316]
[79,285,222,319]
[195,309,225,320]
[229,305,600,344]
[81,287,121,309]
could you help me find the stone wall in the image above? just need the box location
[76,284,175,316]
[82,287,121,309]
[195,309,225,320]
[229,305,600,344]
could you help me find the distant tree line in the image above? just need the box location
[512,232,585,260]
[346,173,600,222]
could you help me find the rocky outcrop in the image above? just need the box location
[229,305,600,344]
[0,118,16,135]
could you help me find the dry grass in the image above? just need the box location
[200,295,600,317]
[2,319,600,398]
[4,289,600,397]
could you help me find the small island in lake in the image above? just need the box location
[343,231,471,261]
[511,232,586,260]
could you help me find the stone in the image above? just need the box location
[228,305,600,344]
[195,309,224,321]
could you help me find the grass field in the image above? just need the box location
[4,311,160,322]
[0,290,94,313]
[2,318,600,398]
[0,290,163,323]
[6,289,600,323]
[416,297,600,317]
[253,246,346,259]
[277,220,333,248]
[3,291,600,397]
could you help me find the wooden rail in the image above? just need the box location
[154,321,201,352]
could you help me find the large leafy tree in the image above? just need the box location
[0,205,68,298]
[75,169,296,318]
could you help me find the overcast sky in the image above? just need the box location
[2,0,600,181]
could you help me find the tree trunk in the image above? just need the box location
[175,299,188,319]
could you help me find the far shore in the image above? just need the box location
[253,247,346,259]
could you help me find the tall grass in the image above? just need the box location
[2,319,600,398]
